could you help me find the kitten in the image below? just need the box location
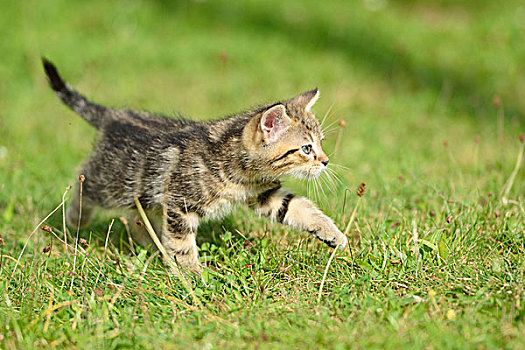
[42,58,348,274]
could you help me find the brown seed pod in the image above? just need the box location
[519,134,524,143]
[492,95,501,108]
[79,174,86,183]
[41,225,53,233]
[338,120,346,127]
[357,183,366,197]
[136,220,144,227]
[43,243,52,254]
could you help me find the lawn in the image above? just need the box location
[1,0,524,348]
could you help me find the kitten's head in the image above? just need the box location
[246,88,328,179]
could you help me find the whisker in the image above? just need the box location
[324,168,344,187]
[313,177,321,204]
[316,176,328,202]
[322,119,340,135]
[325,169,346,188]
[322,170,336,188]
[320,103,335,128]
[323,127,341,135]
[328,163,351,171]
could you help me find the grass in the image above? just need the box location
[1,0,525,348]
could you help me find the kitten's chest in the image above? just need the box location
[201,182,268,220]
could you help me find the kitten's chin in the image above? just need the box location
[285,166,325,180]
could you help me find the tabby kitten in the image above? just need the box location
[43,58,348,274]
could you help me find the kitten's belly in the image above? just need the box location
[201,185,260,221]
[202,198,236,221]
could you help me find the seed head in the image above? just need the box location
[391,222,401,229]
[41,225,53,233]
[219,52,229,63]
[43,243,52,254]
[429,210,436,217]
[519,134,524,144]
[79,238,88,246]
[474,136,479,144]
[492,95,501,108]
[66,185,72,191]
[338,120,346,127]
[79,174,86,183]
[443,141,449,149]
[136,220,144,227]
[357,183,366,197]
[446,216,453,224]
[0,236,4,247]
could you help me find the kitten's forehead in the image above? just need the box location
[285,104,323,140]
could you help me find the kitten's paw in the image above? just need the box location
[309,221,348,249]
[166,257,203,277]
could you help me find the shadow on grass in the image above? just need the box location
[153,0,520,119]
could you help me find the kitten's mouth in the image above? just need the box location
[302,166,325,179]
[309,167,324,178]
[283,165,325,180]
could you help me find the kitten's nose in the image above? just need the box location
[318,153,329,166]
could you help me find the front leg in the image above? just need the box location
[162,206,203,275]
[254,187,348,249]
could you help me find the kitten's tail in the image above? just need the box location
[42,58,108,129]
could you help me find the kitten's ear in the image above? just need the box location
[289,88,319,112]
[260,104,291,143]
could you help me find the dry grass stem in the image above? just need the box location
[318,183,366,304]
[7,186,72,289]
[62,184,72,255]
[71,176,85,291]
[343,183,366,237]
[133,196,203,309]
[499,136,524,204]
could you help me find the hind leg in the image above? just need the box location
[66,183,97,229]
[162,205,202,275]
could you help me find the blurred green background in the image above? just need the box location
[1,0,524,204]
[1,0,524,348]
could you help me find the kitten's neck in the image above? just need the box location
[211,113,277,186]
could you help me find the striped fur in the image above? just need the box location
[43,59,347,275]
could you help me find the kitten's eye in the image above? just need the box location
[301,144,312,154]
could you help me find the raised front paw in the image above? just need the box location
[309,220,348,249]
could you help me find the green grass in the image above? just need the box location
[1,0,525,348]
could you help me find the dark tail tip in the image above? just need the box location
[42,57,67,92]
